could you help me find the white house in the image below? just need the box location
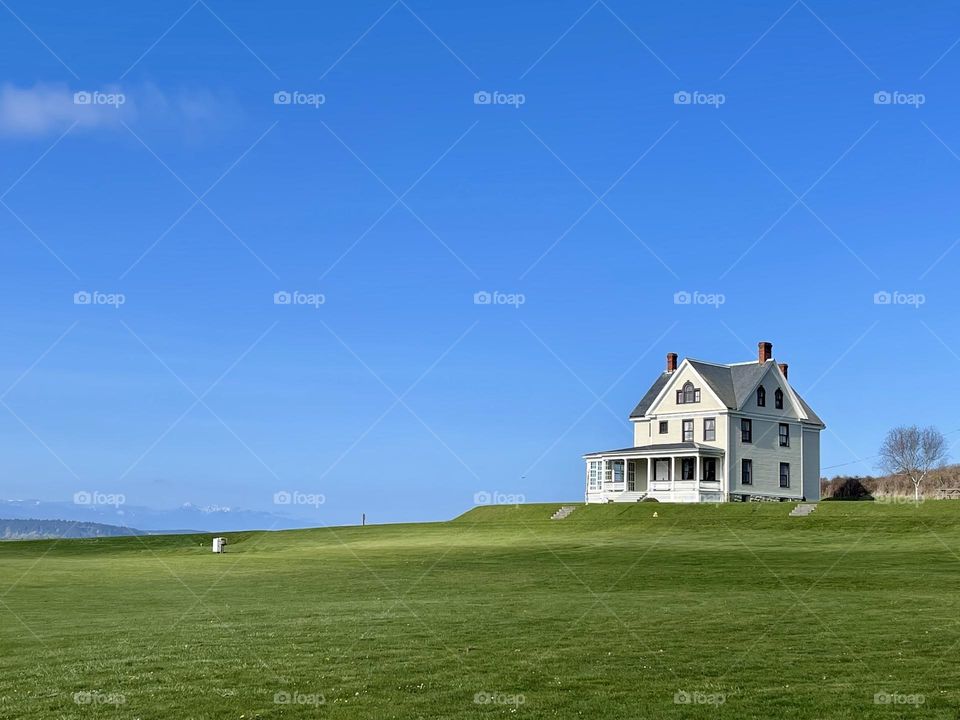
[583,342,824,503]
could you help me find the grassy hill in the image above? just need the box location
[1,502,959,718]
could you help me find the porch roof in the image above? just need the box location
[582,442,724,459]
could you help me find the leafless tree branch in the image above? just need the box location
[878,425,948,502]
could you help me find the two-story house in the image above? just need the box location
[583,342,824,503]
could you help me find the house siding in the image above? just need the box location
[743,366,798,419]
[729,416,802,498]
[634,419,652,446]
[802,428,821,500]
[634,412,727,450]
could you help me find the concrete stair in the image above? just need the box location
[789,503,817,517]
[612,491,648,503]
[550,506,578,520]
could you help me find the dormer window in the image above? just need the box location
[676,381,700,405]
[775,388,783,409]
[756,386,766,407]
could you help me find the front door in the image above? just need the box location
[655,459,671,483]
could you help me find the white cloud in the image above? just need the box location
[0,83,232,138]
[0,83,131,137]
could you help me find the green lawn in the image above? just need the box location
[2,501,959,719]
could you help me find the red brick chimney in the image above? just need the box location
[666,352,678,373]
[778,362,789,380]
[758,341,772,364]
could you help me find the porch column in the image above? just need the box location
[695,455,701,486]
[646,458,652,490]
[669,456,675,497]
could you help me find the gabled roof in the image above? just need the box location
[628,371,671,419]
[794,393,824,426]
[689,360,738,407]
[629,357,824,426]
[729,361,772,408]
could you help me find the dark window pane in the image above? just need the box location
[779,423,790,447]
[703,458,716,481]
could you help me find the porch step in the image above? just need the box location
[789,503,817,517]
[550,506,578,520]
[612,491,648,503]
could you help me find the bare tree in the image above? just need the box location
[878,426,948,503]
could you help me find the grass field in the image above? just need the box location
[2,501,960,719]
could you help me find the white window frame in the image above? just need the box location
[703,417,716,442]
[588,461,602,491]
[612,459,625,484]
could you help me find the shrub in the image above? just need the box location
[821,465,960,501]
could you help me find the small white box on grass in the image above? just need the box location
[212,537,227,553]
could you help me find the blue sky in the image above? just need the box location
[1,0,959,526]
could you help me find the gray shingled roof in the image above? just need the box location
[628,358,824,426]
[794,393,824,426]
[628,371,671,419]
[690,360,738,407]
[729,362,771,408]
[583,442,724,457]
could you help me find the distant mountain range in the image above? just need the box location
[0,499,320,533]
[1,518,146,540]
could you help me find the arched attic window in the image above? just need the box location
[757,386,766,407]
[676,381,700,404]
[775,388,784,409]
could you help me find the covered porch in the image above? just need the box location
[583,443,725,503]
